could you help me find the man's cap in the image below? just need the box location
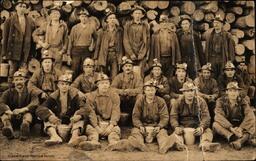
[83,58,95,66]
[77,8,89,16]
[58,74,72,83]
[41,49,54,61]
[13,70,27,78]
[176,63,187,71]
[224,61,235,70]
[95,73,110,83]
[199,63,213,72]
[226,82,242,90]
[121,56,134,66]
[132,5,146,14]
[15,0,29,8]
[180,81,197,91]
[144,80,158,88]
[151,58,162,69]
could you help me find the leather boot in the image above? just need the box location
[45,127,63,146]
[2,119,14,140]
[68,136,87,147]
[230,133,250,150]
[20,122,30,141]
[159,134,176,154]
[79,141,101,151]
[199,142,221,152]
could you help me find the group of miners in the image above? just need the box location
[0,0,255,154]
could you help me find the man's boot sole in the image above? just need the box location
[2,127,14,139]
[79,141,101,151]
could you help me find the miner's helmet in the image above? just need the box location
[226,82,242,90]
[180,81,197,92]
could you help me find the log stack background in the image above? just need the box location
[0,0,255,78]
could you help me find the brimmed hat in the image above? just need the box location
[199,63,213,72]
[77,8,89,16]
[15,0,29,8]
[95,73,110,83]
[132,5,146,14]
[48,6,61,15]
[58,74,72,83]
[226,82,242,90]
[41,49,54,61]
[213,14,224,23]
[83,58,95,66]
[121,56,134,67]
[151,58,162,69]
[144,80,158,88]
[224,61,235,70]
[13,70,27,78]
[176,63,187,71]
[180,81,197,92]
[179,15,192,25]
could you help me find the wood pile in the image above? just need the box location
[0,0,255,74]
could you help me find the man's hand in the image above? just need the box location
[41,92,48,99]
[175,127,184,135]
[140,126,146,135]
[70,115,82,124]
[230,127,243,138]
[157,85,164,89]
[95,126,103,135]
[130,54,137,61]
[194,127,203,136]
[5,110,13,116]
[48,115,61,125]
[102,124,114,136]
[153,126,160,134]
[13,108,28,115]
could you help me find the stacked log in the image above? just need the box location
[0,0,254,66]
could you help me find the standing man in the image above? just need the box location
[194,63,219,125]
[213,82,255,150]
[79,73,121,150]
[0,70,39,140]
[94,10,123,79]
[150,12,181,77]
[111,56,143,124]
[177,16,205,79]
[28,50,62,103]
[67,8,97,78]
[205,15,235,79]
[33,7,68,70]
[2,0,35,83]
[36,74,90,146]
[170,82,220,152]
[123,5,150,77]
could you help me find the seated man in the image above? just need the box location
[79,73,121,150]
[194,63,219,125]
[144,59,170,104]
[28,50,62,103]
[36,74,90,146]
[213,82,255,150]
[71,58,99,95]
[0,70,39,140]
[169,63,192,110]
[111,56,143,124]
[170,82,220,152]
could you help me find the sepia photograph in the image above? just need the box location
[0,0,255,160]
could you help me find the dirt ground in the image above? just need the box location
[0,125,255,161]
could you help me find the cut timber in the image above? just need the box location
[246,1,255,8]
[215,9,225,20]
[200,1,218,13]
[181,1,196,15]
[204,13,215,22]
[42,0,53,8]
[83,0,92,5]
[225,13,236,24]
[141,1,158,9]
[229,7,243,15]
[232,35,239,45]
[244,28,255,38]
[118,2,132,14]
[242,39,255,51]
[158,1,169,10]
[1,0,12,10]
[62,4,73,13]
[235,14,255,28]
[223,23,231,31]
[235,56,246,63]
[30,0,40,5]
[248,55,255,74]
[231,29,244,38]
[146,10,158,20]
[196,23,210,31]
[0,10,10,20]
[170,6,180,16]
[53,1,63,7]
[192,9,204,22]
[90,1,108,11]
[169,16,181,26]
[235,44,245,55]
[71,1,82,7]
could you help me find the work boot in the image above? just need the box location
[2,120,14,140]
[79,141,101,151]
[68,135,87,147]
[129,138,149,152]
[230,134,249,150]
[20,122,30,141]
[159,134,176,154]
[45,135,63,146]
[199,142,221,152]
[227,133,237,143]
[105,139,133,151]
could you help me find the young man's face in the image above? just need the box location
[176,69,186,79]
[122,64,133,74]
[152,67,162,77]
[202,70,211,79]
[13,76,26,90]
[83,65,94,75]
[79,14,88,24]
[224,69,235,78]
[144,86,156,99]
[106,14,117,26]
[181,20,190,32]
[132,10,143,22]
[238,63,247,71]
[50,10,61,21]
[226,89,239,100]
[213,21,223,31]
[58,81,70,93]
[15,3,27,15]
[183,89,195,101]
[42,59,53,73]
[97,80,110,93]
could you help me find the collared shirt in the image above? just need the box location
[128,21,144,54]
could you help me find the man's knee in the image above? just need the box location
[23,113,33,124]
[71,120,84,133]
